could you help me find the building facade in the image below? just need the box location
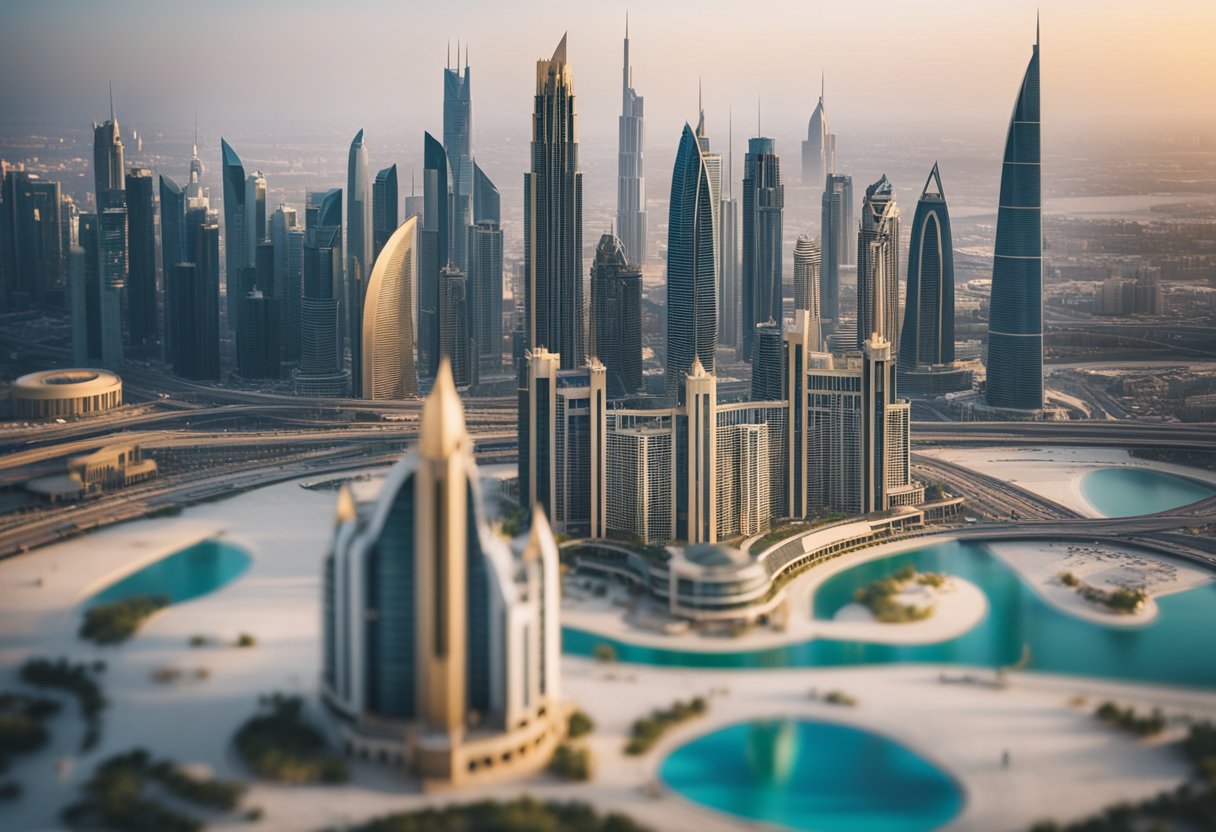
[361,215,418,400]
[347,130,372,394]
[615,20,647,267]
[589,233,641,397]
[820,173,853,327]
[741,137,783,360]
[294,188,350,397]
[792,234,822,346]
[444,49,473,272]
[856,175,900,351]
[801,76,835,187]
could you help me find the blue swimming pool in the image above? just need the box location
[90,539,251,605]
[1081,467,1215,517]
[563,540,1216,689]
[660,719,963,832]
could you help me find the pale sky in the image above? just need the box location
[2,0,1213,144]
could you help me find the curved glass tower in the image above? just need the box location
[899,163,954,370]
[666,123,718,401]
[361,215,418,400]
[347,129,371,394]
[985,30,1043,410]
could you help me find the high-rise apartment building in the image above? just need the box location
[985,28,1044,411]
[220,139,245,330]
[793,234,822,347]
[820,173,853,326]
[615,19,646,266]
[125,167,157,350]
[444,47,473,272]
[347,130,372,394]
[750,320,783,401]
[372,164,398,264]
[270,204,303,365]
[590,233,642,398]
[294,188,349,397]
[524,34,585,369]
[419,132,449,378]
[439,264,473,388]
[468,163,502,374]
[856,174,900,351]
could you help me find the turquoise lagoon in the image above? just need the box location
[1081,467,1215,517]
[90,539,251,605]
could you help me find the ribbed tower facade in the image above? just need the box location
[347,129,372,394]
[444,47,472,272]
[985,30,1044,411]
[741,137,783,361]
[857,174,900,352]
[361,215,418,400]
[524,34,585,369]
[793,234,821,323]
[616,19,646,267]
[666,123,719,401]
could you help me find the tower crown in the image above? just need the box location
[420,359,467,459]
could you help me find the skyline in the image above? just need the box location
[4,2,1214,144]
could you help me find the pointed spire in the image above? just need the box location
[1036,9,1040,46]
[457,39,461,70]
[923,162,945,199]
[108,79,115,123]
[447,40,451,70]
[420,359,467,460]
[821,71,825,100]
[552,31,567,65]
[193,111,198,156]
[625,10,629,39]
[728,108,733,200]
[757,95,761,137]
[523,504,554,560]
[334,482,357,525]
[465,43,469,69]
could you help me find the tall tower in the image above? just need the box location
[124,167,157,349]
[362,215,418,400]
[718,115,739,350]
[347,130,372,394]
[420,132,450,378]
[616,17,647,266]
[741,136,783,361]
[372,164,398,265]
[666,122,719,401]
[801,74,834,186]
[524,34,585,369]
[590,232,642,397]
[469,162,503,374]
[293,188,350,397]
[900,163,955,370]
[820,173,853,325]
[685,357,717,543]
[92,84,125,199]
[244,171,267,266]
[986,26,1044,411]
[793,234,822,348]
[220,139,246,331]
[91,87,126,368]
[444,45,473,272]
[856,174,900,352]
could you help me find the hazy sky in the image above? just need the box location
[3,0,1214,146]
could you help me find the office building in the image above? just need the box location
[220,139,245,330]
[751,320,783,401]
[372,164,398,264]
[801,75,836,187]
[92,87,125,199]
[898,164,971,396]
[361,215,418,400]
[166,219,221,381]
[244,171,267,267]
[666,122,719,400]
[468,219,503,374]
[986,27,1044,411]
[294,188,349,397]
[856,174,900,351]
[96,189,126,368]
[125,167,156,349]
[347,130,372,394]
[322,360,566,784]
[792,234,822,346]
[419,132,449,378]
[741,136,783,360]
[236,289,279,379]
[820,173,853,326]
[270,204,304,365]
[524,34,585,369]
[589,232,641,397]
[444,46,473,272]
[615,18,646,266]
[439,264,473,388]
[159,175,185,359]
[718,118,739,350]
[1,171,64,309]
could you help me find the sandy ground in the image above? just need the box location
[1,474,1214,832]
[987,540,1213,627]
[918,445,1216,517]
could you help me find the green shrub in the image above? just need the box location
[624,697,708,755]
[188,635,207,648]
[1058,571,1079,587]
[593,643,617,664]
[236,633,257,648]
[567,709,594,739]
[234,694,348,784]
[325,797,655,832]
[19,658,105,752]
[79,595,169,644]
[549,743,592,781]
[823,690,858,707]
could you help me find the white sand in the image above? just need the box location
[1,475,1214,832]
[918,446,1216,517]
[987,540,1213,626]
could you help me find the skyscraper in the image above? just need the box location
[347,130,372,395]
[741,136,783,360]
[439,264,473,388]
[473,161,499,224]
[718,116,739,350]
[1,171,63,309]
[125,167,157,349]
[898,164,972,395]
[361,215,418,400]
[244,171,267,266]
[236,289,279,379]
[96,189,126,368]
[820,173,853,326]
[469,162,502,374]
[270,204,303,365]
[986,27,1044,411]
[372,164,398,264]
[166,219,221,381]
[220,139,245,330]
[751,320,783,401]
[793,234,822,343]
[444,45,473,272]
[92,86,124,199]
[322,360,565,785]
[590,232,641,397]
[856,174,900,352]
[801,75,835,186]
[294,188,349,397]
[666,122,719,400]
[616,17,646,266]
[524,34,585,369]
[419,132,449,378]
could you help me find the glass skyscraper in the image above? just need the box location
[444,47,472,272]
[741,136,783,361]
[666,123,718,401]
[590,232,641,398]
[899,164,959,372]
[346,129,371,395]
[985,29,1044,411]
[856,174,900,352]
[220,139,245,331]
[820,172,853,326]
[615,18,646,267]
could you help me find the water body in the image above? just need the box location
[563,541,1216,689]
[1081,468,1215,518]
[90,539,251,605]
[660,719,963,832]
